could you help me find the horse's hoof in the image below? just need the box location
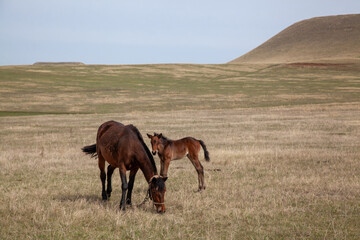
[102,191,109,200]
[107,188,112,197]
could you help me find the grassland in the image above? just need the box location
[0,63,359,239]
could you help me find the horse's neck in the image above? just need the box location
[137,153,157,182]
[140,162,156,183]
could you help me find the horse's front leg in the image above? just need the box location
[160,157,171,178]
[119,165,128,211]
[126,167,139,205]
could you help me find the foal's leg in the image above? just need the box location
[126,167,139,205]
[188,153,205,191]
[98,154,108,200]
[119,164,128,211]
[106,165,116,198]
[160,158,171,178]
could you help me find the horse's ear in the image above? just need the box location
[151,177,157,184]
[147,133,152,138]
[162,176,168,182]
[158,133,162,138]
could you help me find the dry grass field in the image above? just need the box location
[0,63,359,239]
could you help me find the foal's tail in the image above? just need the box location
[82,144,97,158]
[199,140,210,162]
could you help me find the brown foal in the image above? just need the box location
[147,133,210,191]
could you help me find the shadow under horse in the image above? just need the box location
[82,121,167,213]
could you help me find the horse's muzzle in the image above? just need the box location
[152,151,156,155]
[156,206,166,214]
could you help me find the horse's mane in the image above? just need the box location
[128,125,158,174]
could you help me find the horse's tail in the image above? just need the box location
[82,144,98,158]
[199,140,210,162]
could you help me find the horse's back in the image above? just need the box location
[169,137,200,158]
[97,121,140,146]
[96,121,147,166]
[179,137,199,146]
[97,121,123,140]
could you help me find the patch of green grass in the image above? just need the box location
[1,63,359,116]
[0,111,44,117]
[0,111,87,117]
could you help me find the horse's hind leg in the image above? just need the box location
[98,153,108,200]
[188,154,205,191]
[106,165,116,198]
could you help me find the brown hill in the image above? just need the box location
[229,14,360,64]
[33,62,84,65]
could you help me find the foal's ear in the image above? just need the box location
[147,133,152,139]
[158,133,162,138]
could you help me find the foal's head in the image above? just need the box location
[147,133,163,155]
[149,175,167,213]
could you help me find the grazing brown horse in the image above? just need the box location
[147,133,210,191]
[82,121,167,213]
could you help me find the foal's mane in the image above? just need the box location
[155,132,171,144]
[160,135,170,142]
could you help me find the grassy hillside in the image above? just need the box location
[0,63,359,239]
[230,14,360,63]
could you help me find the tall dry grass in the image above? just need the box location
[1,103,359,239]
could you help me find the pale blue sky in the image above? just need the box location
[1,0,359,65]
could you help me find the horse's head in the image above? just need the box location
[147,133,163,155]
[149,175,167,213]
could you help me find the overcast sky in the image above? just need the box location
[1,0,359,65]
